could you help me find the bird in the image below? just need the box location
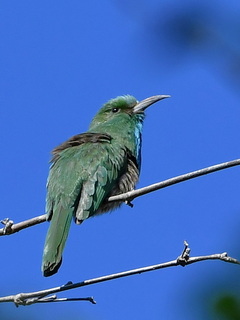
[42,94,170,277]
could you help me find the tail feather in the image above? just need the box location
[42,205,72,277]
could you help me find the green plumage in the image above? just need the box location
[42,94,169,276]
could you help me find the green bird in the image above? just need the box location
[42,94,169,277]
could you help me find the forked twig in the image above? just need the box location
[0,242,239,307]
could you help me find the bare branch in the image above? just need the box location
[0,243,239,306]
[1,159,239,236]
[0,215,47,236]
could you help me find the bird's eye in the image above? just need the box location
[112,108,119,113]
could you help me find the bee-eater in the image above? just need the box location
[42,94,169,276]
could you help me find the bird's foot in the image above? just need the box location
[124,200,134,208]
[177,241,190,266]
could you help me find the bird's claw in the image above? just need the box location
[125,200,134,208]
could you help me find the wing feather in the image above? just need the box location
[46,133,127,225]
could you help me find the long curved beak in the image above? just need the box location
[133,95,170,113]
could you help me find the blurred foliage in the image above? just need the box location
[117,0,240,88]
[214,294,240,320]
[157,4,240,86]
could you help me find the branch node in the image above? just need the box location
[62,281,73,288]
[38,294,58,302]
[89,297,97,304]
[1,218,14,235]
[177,241,191,266]
[14,293,26,307]
[221,252,228,258]
[219,252,240,265]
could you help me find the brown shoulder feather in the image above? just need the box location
[51,132,112,162]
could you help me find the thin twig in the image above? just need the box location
[0,159,239,236]
[37,296,96,304]
[0,243,239,306]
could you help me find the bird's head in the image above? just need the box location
[89,94,170,131]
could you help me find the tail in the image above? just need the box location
[42,205,72,277]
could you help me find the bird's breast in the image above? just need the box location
[96,153,139,214]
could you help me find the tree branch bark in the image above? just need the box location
[1,158,239,236]
[0,242,239,306]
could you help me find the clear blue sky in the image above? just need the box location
[1,1,240,319]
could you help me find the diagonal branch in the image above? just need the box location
[1,159,239,236]
[108,158,240,202]
[0,242,239,306]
